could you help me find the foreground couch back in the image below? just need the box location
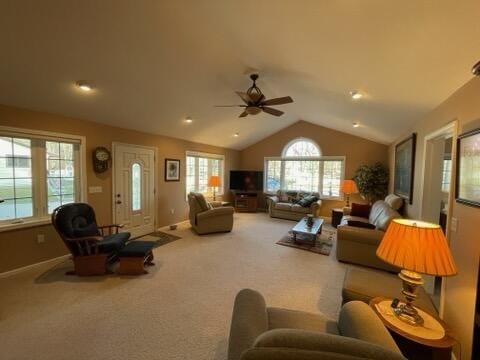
[228,289,406,360]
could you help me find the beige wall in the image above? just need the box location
[388,77,480,359]
[240,120,389,215]
[0,104,240,273]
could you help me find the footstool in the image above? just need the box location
[342,268,437,315]
[117,241,155,275]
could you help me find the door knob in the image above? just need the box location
[116,200,122,204]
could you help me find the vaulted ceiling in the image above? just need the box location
[0,1,479,150]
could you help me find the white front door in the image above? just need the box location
[113,143,156,238]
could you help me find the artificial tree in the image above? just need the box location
[353,162,389,204]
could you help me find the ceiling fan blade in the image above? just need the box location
[239,110,249,117]
[214,105,247,107]
[236,91,252,104]
[262,107,284,117]
[261,96,294,106]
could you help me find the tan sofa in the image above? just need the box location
[267,191,322,221]
[228,288,406,360]
[187,192,234,235]
[336,194,403,272]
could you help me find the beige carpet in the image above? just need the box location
[0,213,349,360]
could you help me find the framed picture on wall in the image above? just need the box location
[165,159,180,182]
[456,128,480,207]
[394,133,417,204]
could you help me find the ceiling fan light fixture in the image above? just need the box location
[350,91,363,100]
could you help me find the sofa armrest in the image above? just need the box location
[338,301,402,355]
[197,206,234,221]
[343,207,352,215]
[309,200,322,216]
[266,196,279,204]
[209,201,223,208]
[251,328,405,360]
[228,289,269,360]
[337,224,384,246]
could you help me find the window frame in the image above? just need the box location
[0,126,86,232]
[264,155,346,200]
[185,150,225,199]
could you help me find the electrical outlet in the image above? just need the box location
[37,234,45,244]
[170,208,175,215]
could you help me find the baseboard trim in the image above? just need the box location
[0,254,70,279]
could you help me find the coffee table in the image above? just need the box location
[291,217,324,245]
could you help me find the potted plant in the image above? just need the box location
[354,162,389,204]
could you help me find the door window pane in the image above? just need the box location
[132,163,141,211]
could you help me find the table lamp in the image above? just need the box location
[208,175,220,201]
[340,179,358,207]
[376,219,457,326]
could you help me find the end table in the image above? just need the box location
[331,208,344,228]
[369,297,457,360]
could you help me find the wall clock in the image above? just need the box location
[93,146,111,173]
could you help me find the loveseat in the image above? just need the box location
[267,190,322,221]
[336,194,403,272]
[228,288,406,360]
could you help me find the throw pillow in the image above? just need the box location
[297,195,319,207]
[347,220,376,229]
[73,222,100,237]
[277,190,289,202]
[350,203,371,218]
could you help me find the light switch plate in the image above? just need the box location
[450,217,458,233]
[88,186,103,194]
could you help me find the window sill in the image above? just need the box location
[0,218,51,233]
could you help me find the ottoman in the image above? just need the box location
[342,268,437,315]
[118,241,155,275]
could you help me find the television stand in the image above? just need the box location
[233,192,258,212]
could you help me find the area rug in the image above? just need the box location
[135,231,182,248]
[276,228,334,255]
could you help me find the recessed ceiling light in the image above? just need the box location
[350,91,363,100]
[234,133,239,137]
[184,117,193,123]
[353,122,360,128]
[76,81,92,92]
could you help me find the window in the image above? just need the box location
[132,163,141,211]
[264,138,345,198]
[0,128,84,228]
[186,151,224,197]
[441,158,452,193]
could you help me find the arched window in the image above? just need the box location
[282,138,321,157]
[131,163,141,211]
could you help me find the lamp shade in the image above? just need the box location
[377,219,457,276]
[340,180,358,194]
[208,175,220,187]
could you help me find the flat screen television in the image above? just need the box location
[229,171,263,192]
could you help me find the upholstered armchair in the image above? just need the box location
[228,289,406,360]
[52,203,130,276]
[187,192,234,234]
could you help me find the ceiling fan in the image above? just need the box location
[215,74,293,117]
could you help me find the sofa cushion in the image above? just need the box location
[350,203,371,218]
[368,201,400,231]
[275,202,292,211]
[290,204,311,214]
[297,195,318,208]
[192,192,209,211]
[384,194,403,211]
[267,307,339,335]
[347,220,376,229]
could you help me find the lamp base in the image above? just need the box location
[395,269,425,326]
